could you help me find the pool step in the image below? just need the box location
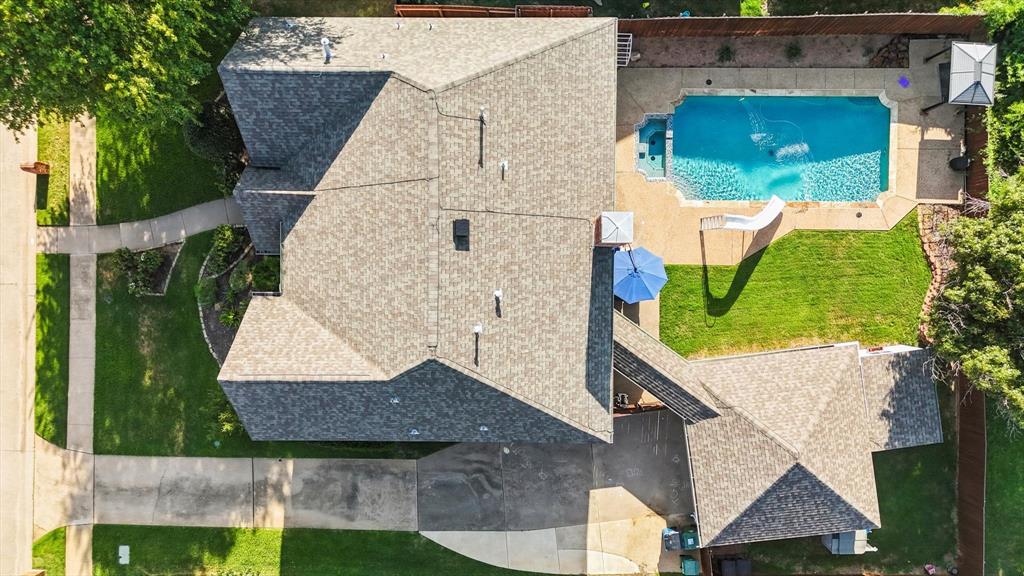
[617,33,633,67]
[700,215,726,231]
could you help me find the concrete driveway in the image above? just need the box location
[418,410,695,574]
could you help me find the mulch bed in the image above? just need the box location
[199,229,252,365]
[146,243,184,296]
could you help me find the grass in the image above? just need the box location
[660,211,931,358]
[35,119,70,226]
[985,402,1024,576]
[32,527,66,576]
[744,319,957,576]
[94,231,445,459]
[92,526,540,575]
[95,115,226,225]
[35,254,70,447]
[766,0,962,15]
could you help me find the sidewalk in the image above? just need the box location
[0,124,38,575]
[37,197,244,255]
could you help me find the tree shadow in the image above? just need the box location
[698,221,779,323]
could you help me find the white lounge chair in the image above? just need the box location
[700,195,786,231]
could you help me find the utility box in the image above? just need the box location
[681,529,700,550]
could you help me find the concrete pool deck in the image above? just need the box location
[616,39,964,265]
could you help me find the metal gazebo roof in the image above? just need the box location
[948,41,997,106]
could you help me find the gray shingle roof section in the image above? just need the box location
[861,349,943,450]
[217,18,618,444]
[222,360,604,443]
[687,344,881,546]
[234,189,313,254]
[611,312,720,422]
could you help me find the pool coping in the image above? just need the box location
[632,90,899,210]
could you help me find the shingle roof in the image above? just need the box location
[687,344,882,546]
[861,348,943,450]
[218,17,617,443]
[611,311,721,422]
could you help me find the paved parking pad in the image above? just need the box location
[255,458,418,531]
[593,409,693,519]
[417,410,695,532]
[416,443,506,531]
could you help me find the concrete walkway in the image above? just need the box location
[34,439,419,533]
[1,125,38,575]
[37,197,244,254]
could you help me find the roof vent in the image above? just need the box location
[395,21,402,30]
[284,18,296,29]
[453,219,470,251]
[408,428,420,436]
[500,160,509,180]
[494,289,503,318]
[479,425,489,432]
[320,37,332,64]
[428,22,435,31]
[389,396,400,404]
[380,53,388,60]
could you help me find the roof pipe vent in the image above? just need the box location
[395,21,402,30]
[320,37,332,64]
[494,289,503,318]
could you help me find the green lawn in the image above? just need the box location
[660,211,931,358]
[32,527,66,576]
[95,115,226,225]
[94,231,444,459]
[35,120,70,226]
[35,254,70,447]
[766,0,961,14]
[92,526,540,576]
[747,386,957,574]
[985,402,1024,576]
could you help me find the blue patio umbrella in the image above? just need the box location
[613,247,668,304]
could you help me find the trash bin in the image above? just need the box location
[682,556,700,576]
[681,529,699,550]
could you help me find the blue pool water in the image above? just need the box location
[637,118,667,178]
[670,96,890,202]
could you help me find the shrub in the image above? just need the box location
[182,99,243,164]
[194,277,216,308]
[740,0,763,16]
[929,170,1024,430]
[251,257,280,293]
[114,247,164,297]
[218,308,242,328]
[784,40,803,62]
[228,261,250,293]
[206,225,243,276]
[716,44,735,63]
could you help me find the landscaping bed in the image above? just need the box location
[195,225,281,364]
[660,211,931,358]
[35,253,70,447]
[95,230,445,459]
[92,525,539,576]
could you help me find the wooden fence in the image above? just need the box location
[394,4,593,17]
[618,13,985,37]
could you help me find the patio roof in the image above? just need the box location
[949,41,997,106]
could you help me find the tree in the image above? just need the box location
[930,172,1024,428]
[0,0,251,132]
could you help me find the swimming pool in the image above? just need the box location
[666,96,891,202]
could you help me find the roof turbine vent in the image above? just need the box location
[320,37,332,64]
